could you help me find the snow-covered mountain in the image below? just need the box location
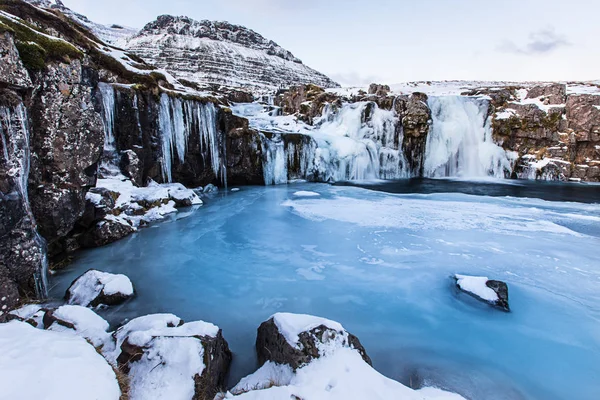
[25,0,138,46]
[123,15,340,91]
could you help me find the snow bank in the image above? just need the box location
[230,362,294,395]
[273,313,344,349]
[293,191,320,197]
[226,347,465,400]
[67,269,134,307]
[454,275,498,302]
[0,321,120,400]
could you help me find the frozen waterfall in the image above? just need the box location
[256,101,410,184]
[423,96,515,178]
[0,104,48,298]
[158,94,224,184]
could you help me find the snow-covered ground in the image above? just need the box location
[327,81,600,97]
[0,321,121,400]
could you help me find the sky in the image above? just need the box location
[61,0,600,86]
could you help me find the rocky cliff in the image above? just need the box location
[124,15,340,91]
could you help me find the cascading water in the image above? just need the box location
[258,101,410,183]
[0,104,48,298]
[423,96,515,178]
[262,134,288,185]
[158,94,225,184]
[98,82,121,177]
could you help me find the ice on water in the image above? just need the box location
[50,182,600,400]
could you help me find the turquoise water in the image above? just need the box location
[49,181,600,400]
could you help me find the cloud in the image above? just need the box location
[498,28,570,55]
[327,71,383,87]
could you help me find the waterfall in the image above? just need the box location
[159,94,225,184]
[423,96,514,178]
[263,133,288,185]
[260,101,409,183]
[98,83,121,177]
[0,104,48,298]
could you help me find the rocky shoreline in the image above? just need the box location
[4,269,470,400]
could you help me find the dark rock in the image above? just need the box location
[485,280,510,311]
[79,218,135,249]
[120,150,143,186]
[256,317,371,370]
[401,93,432,175]
[221,109,264,185]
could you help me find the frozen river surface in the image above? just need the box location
[50,181,600,400]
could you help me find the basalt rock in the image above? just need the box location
[221,109,264,185]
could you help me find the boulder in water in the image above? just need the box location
[256,312,371,370]
[454,274,510,311]
[65,269,134,307]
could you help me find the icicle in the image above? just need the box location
[424,96,514,178]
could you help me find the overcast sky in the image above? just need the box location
[62,0,599,86]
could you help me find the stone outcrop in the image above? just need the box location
[256,315,371,370]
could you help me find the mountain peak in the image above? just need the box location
[138,15,303,64]
[126,14,339,91]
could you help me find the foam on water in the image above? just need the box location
[49,183,600,400]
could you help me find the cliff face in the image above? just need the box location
[124,15,340,91]
[466,83,600,181]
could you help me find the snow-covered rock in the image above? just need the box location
[113,313,232,400]
[66,269,134,307]
[224,313,466,400]
[8,304,46,327]
[44,305,112,349]
[454,274,510,311]
[0,321,121,400]
[124,15,339,91]
[256,313,371,370]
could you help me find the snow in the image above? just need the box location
[226,347,465,400]
[47,305,112,348]
[67,269,133,307]
[94,176,202,228]
[128,336,204,400]
[281,193,584,237]
[0,321,120,400]
[230,362,294,395]
[454,274,499,302]
[108,314,219,400]
[495,109,517,120]
[293,191,320,197]
[272,312,344,348]
[127,320,219,347]
[8,304,45,327]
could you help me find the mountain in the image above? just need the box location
[124,15,340,91]
[24,0,138,45]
